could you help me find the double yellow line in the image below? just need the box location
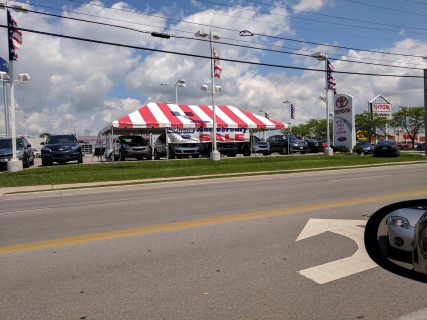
[1,189,426,255]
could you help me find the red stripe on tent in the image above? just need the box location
[198,105,228,128]
[178,105,205,128]
[117,115,134,128]
[218,106,247,128]
[241,109,284,129]
[138,105,160,128]
[157,103,185,128]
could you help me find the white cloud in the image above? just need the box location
[0,1,424,139]
[292,0,331,12]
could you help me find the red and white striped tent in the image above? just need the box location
[100,102,286,135]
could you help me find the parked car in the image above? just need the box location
[413,210,427,273]
[0,137,35,168]
[356,140,374,154]
[267,134,309,154]
[153,133,201,159]
[112,135,152,161]
[373,140,400,157]
[252,136,271,156]
[304,138,322,153]
[41,134,83,166]
[416,142,426,151]
[386,207,427,253]
[398,140,412,150]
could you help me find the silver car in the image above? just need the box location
[386,207,427,253]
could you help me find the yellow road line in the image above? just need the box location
[1,189,426,255]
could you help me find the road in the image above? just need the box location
[1,164,426,319]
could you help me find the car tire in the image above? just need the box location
[119,150,125,161]
[153,149,161,160]
[23,157,29,168]
[78,156,83,164]
[42,159,52,166]
[242,146,251,157]
[282,146,287,155]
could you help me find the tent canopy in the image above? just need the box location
[100,102,286,135]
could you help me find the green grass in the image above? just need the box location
[0,153,425,188]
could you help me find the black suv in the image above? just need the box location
[0,137,35,168]
[267,134,309,154]
[41,134,83,166]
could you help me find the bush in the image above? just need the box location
[334,146,350,153]
[352,145,364,154]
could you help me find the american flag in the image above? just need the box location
[213,47,222,78]
[8,9,22,61]
[327,60,336,93]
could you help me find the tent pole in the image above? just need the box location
[165,128,169,160]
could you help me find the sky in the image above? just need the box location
[0,0,426,137]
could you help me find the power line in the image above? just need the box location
[0,24,422,79]
[31,1,426,60]
[344,0,427,17]
[21,6,425,70]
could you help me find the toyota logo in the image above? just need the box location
[335,96,348,109]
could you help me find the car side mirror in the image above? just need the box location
[364,199,427,283]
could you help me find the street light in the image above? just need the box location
[7,72,30,172]
[312,52,333,156]
[161,78,186,104]
[196,29,221,161]
[283,100,292,155]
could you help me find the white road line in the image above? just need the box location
[331,174,392,182]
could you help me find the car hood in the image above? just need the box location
[44,143,78,148]
[389,208,427,227]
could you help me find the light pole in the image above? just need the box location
[312,52,333,156]
[196,29,221,161]
[161,78,186,104]
[7,72,30,172]
[423,57,427,158]
[0,71,9,137]
[283,100,292,155]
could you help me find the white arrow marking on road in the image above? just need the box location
[296,219,378,284]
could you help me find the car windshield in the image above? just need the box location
[0,139,23,148]
[121,136,147,144]
[46,135,77,144]
[357,141,371,146]
[377,141,396,146]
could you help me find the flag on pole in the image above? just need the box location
[8,9,22,61]
[290,104,295,119]
[213,47,222,78]
[327,59,336,93]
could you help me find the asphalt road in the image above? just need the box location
[1,163,426,320]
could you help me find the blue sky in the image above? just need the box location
[0,0,426,136]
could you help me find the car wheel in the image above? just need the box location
[153,149,160,160]
[282,146,287,154]
[168,149,175,159]
[242,146,251,157]
[78,156,83,164]
[23,157,29,168]
[42,159,52,166]
[29,158,35,166]
[119,150,125,161]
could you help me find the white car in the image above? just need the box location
[386,207,427,253]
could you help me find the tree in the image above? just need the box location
[389,106,425,149]
[283,119,332,141]
[39,133,50,138]
[355,111,389,142]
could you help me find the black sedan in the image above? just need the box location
[304,138,323,153]
[373,140,400,157]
